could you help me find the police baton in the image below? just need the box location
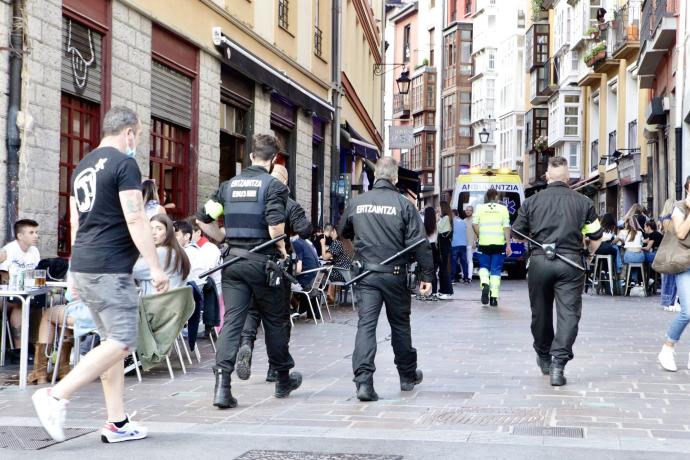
[199,234,287,278]
[345,238,427,287]
[511,228,594,283]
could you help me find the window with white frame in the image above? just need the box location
[570,50,578,74]
[628,120,637,149]
[568,142,579,170]
[488,51,495,71]
[487,79,495,99]
[564,94,579,136]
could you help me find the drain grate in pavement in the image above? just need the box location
[0,426,94,450]
[234,451,403,460]
[417,407,545,427]
[512,426,584,438]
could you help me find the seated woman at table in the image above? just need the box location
[133,214,190,295]
[594,213,623,274]
[28,289,96,385]
[319,224,353,302]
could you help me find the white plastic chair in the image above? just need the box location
[328,267,357,311]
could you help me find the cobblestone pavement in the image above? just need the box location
[1,280,690,458]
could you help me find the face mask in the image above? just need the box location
[125,131,137,158]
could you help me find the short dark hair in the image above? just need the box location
[187,216,200,233]
[645,220,657,231]
[173,219,193,237]
[253,134,280,161]
[548,156,568,169]
[485,188,498,202]
[14,219,38,238]
[102,106,139,137]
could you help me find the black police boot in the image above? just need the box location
[212,369,237,408]
[235,341,253,381]
[490,297,498,307]
[481,284,490,305]
[550,360,567,386]
[536,355,551,375]
[265,366,278,382]
[356,382,379,402]
[274,371,302,398]
[400,369,423,391]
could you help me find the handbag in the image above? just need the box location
[652,203,690,274]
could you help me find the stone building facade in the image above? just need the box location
[0,0,340,257]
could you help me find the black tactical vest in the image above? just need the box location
[223,172,273,240]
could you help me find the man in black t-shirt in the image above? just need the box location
[32,106,170,444]
[643,220,663,264]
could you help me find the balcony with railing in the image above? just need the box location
[393,93,410,119]
[583,38,618,73]
[611,0,641,60]
[638,0,678,85]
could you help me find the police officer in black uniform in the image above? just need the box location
[197,134,301,408]
[339,157,434,401]
[512,156,603,386]
[235,163,312,383]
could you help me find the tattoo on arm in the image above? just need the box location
[126,199,142,214]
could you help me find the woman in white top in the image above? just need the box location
[141,179,166,219]
[133,214,190,295]
[620,214,646,284]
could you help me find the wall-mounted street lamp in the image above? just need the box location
[479,127,490,144]
[373,63,411,95]
[598,148,639,166]
[395,70,411,95]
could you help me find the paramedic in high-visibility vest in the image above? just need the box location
[472,188,512,307]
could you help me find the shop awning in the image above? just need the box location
[572,174,601,195]
[341,123,379,161]
[216,40,333,120]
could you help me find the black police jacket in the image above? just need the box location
[512,181,604,254]
[286,197,312,239]
[339,179,434,282]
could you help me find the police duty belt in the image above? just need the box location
[345,238,427,287]
[199,234,287,278]
[511,228,593,282]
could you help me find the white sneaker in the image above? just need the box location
[436,293,453,300]
[658,345,677,372]
[32,388,68,442]
[100,413,148,443]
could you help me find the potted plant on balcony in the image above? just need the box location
[584,41,606,67]
[586,26,599,40]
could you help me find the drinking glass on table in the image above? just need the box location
[24,269,36,288]
[34,269,46,287]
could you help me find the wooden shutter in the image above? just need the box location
[151,60,193,129]
[61,16,102,103]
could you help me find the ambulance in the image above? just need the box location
[450,167,528,279]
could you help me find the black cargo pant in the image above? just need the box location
[240,283,292,346]
[214,257,294,376]
[528,254,585,364]
[352,272,417,384]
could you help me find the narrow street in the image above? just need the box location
[2,280,689,459]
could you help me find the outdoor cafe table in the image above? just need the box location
[0,287,49,390]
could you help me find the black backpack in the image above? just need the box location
[35,258,69,281]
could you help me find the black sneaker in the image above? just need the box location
[490,297,498,307]
[274,371,302,398]
[549,361,567,386]
[481,284,490,305]
[235,343,253,381]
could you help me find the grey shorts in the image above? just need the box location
[70,272,139,350]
